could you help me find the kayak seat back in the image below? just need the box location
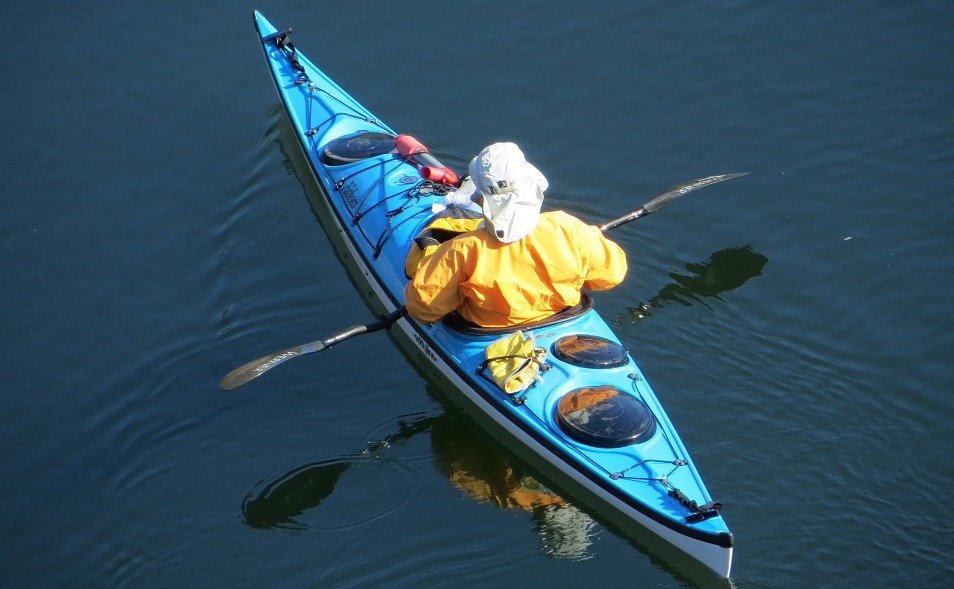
[442,292,594,335]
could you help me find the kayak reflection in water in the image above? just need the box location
[242,412,597,559]
[431,414,597,560]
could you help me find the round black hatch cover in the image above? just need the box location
[321,131,397,165]
[552,335,628,368]
[556,385,657,447]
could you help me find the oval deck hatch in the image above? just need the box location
[551,335,628,368]
[556,385,657,447]
[321,131,397,165]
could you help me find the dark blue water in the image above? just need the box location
[3,1,952,587]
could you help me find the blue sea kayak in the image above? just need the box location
[249,10,733,578]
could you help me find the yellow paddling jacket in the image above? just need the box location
[405,210,627,327]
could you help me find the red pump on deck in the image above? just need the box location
[395,134,460,187]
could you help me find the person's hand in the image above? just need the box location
[432,177,479,213]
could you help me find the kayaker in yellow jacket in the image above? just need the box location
[405,142,627,328]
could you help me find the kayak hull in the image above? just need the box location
[250,10,733,578]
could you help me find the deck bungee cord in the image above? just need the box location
[507,369,724,524]
[267,28,390,137]
[330,154,454,256]
[465,325,725,525]
[371,182,453,258]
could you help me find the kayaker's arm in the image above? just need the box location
[404,242,468,324]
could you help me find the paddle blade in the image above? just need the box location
[600,173,749,233]
[643,173,750,214]
[219,343,320,391]
[218,309,407,391]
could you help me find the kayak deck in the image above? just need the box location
[251,10,733,578]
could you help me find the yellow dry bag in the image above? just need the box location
[478,330,548,395]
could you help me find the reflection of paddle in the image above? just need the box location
[630,245,768,319]
[241,403,595,557]
[241,414,435,529]
[220,173,748,390]
[240,408,562,527]
[243,459,349,529]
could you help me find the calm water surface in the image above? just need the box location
[2,1,952,588]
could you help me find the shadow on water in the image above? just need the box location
[626,246,767,322]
